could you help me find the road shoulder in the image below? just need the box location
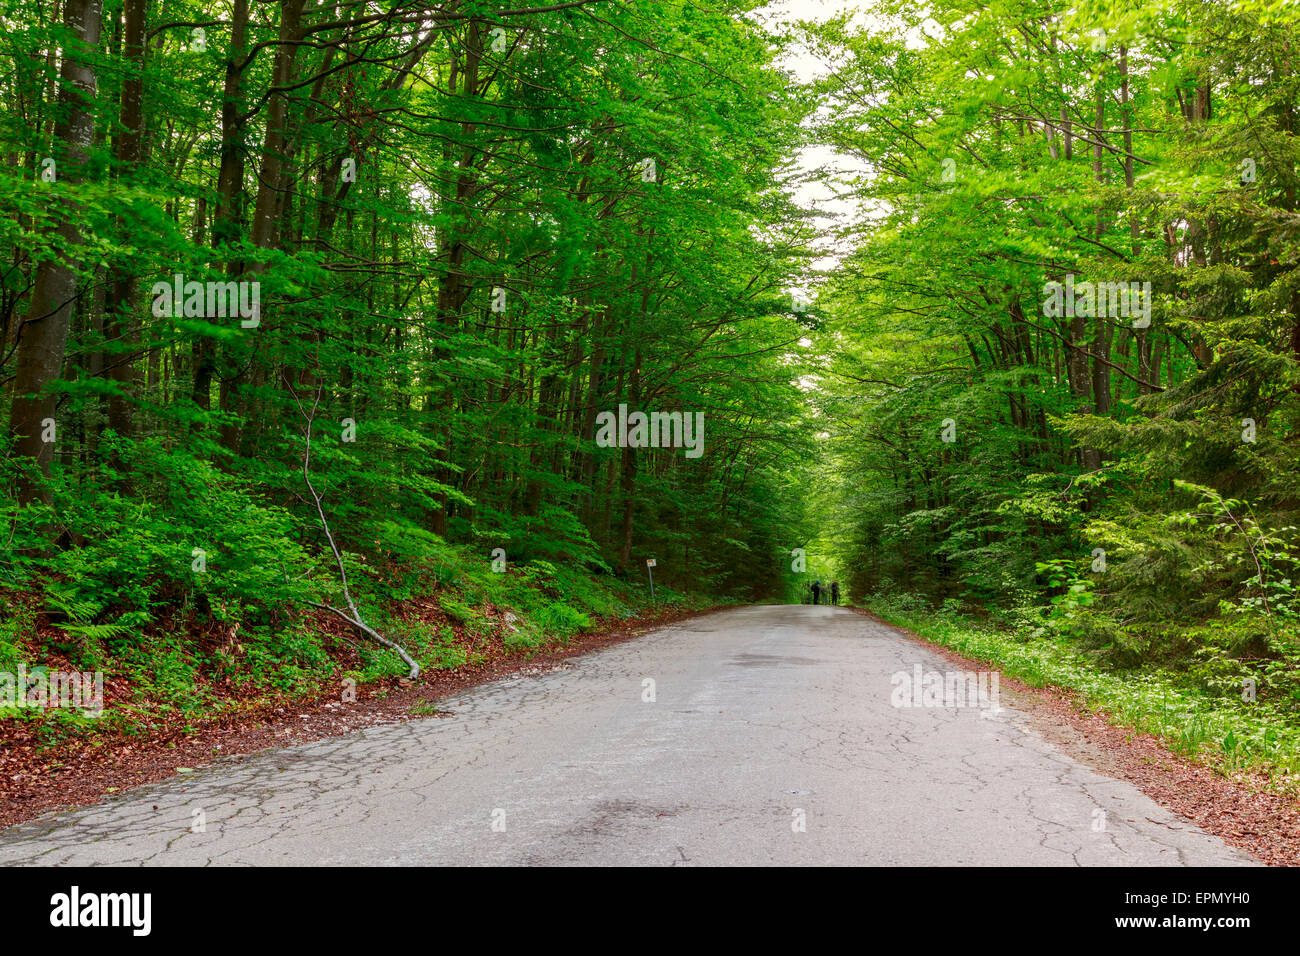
[848,607,1300,866]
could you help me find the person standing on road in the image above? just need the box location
[830,581,839,605]
[811,580,822,605]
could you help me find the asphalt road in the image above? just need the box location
[0,605,1256,865]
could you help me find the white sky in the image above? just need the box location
[750,0,878,282]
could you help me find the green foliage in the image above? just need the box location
[808,0,1300,755]
[1,0,816,731]
[7,0,1297,777]
[532,602,591,639]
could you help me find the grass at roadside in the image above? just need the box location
[863,597,1300,795]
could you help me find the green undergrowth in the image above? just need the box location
[864,595,1300,794]
[0,532,709,749]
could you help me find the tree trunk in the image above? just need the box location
[9,0,104,504]
[100,0,148,446]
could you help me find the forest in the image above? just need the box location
[1,0,1298,784]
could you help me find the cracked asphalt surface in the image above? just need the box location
[0,605,1257,865]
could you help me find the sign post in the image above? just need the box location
[646,558,657,604]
